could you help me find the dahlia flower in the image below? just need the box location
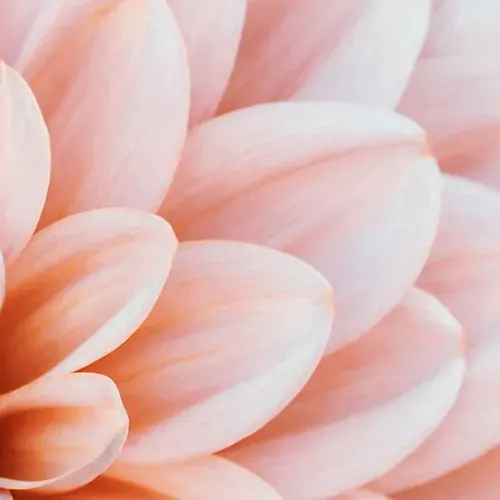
[0,0,497,499]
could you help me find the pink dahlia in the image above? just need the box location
[0,1,497,499]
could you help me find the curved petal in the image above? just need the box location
[16,456,282,499]
[26,0,189,227]
[33,424,128,494]
[161,101,441,351]
[0,0,115,72]
[0,373,127,491]
[0,492,11,500]
[394,447,500,500]
[0,208,177,395]
[90,240,333,463]
[0,62,50,263]
[422,0,500,57]
[218,0,431,112]
[398,57,500,189]
[399,1,500,190]
[167,0,245,126]
[221,288,465,500]
[372,176,500,493]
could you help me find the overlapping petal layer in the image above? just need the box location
[222,289,465,500]
[0,373,127,492]
[394,446,500,500]
[162,102,441,351]
[0,209,176,395]
[90,240,333,463]
[373,175,500,492]
[398,0,500,189]
[15,456,281,499]
[219,0,431,111]
[16,0,189,227]
[167,0,245,126]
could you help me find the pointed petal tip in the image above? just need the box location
[0,208,177,395]
[91,239,333,463]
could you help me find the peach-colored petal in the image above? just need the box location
[109,456,282,499]
[90,240,333,463]
[0,373,127,491]
[221,288,465,500]
[26,0,189,227]
[394,447,500,500]
[0,208,177,395]
[398,1,500,190]
[0,1,115,72]
[0,62,50,263]
[372,175,500,493]
[167,0,245,126]
[335,491,391,500]
[16,456,281,499]
[33,423,128,494]
[161,102,441,351]
[218,0,431,112]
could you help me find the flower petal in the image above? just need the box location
[16,456,282,499]
[422,0,500,57]
[398,57,500,189]
[0,62,50,263]
[398,0,500,190]
[0,1,115,72]
[372,175,500,493]
[335,492,392,500]
[167,0,245,126]
[0,373,127,491]
[90,240,333,463]
[218,0,431,112]
[26,0,189,227]
[33,422,128,494]
[221,288,465,500]
[0,208,177,395]
[394,447,500,500]
[161,101,441,351]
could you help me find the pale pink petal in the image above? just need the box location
[167,0,245,126]
[422,0,500,57]
[398,0,500,189]
[16,456,281,499]
[25,0,189,227]
[372,175,500,493]
[0,208,177,395]
[221,288,465,500]
[161,102,441,351]
[0,373,127,491]
[218,0,431,112]
[394,447,500,500]
[90,240,333,463]
[398,57,500,188]
[0,1,115,72]
[0,491,11,500]
[0,62,50,263]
